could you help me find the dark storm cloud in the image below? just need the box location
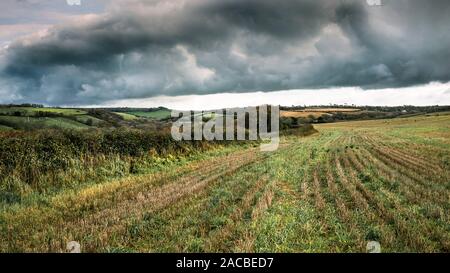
[1,0,450,105]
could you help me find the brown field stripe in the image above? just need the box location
[362,134,443,172]
[362,134,428,170]
[363,138,445,183]
[335,157,370,211]
[349,148,424,203]
[7,147,265,252]
[348,147,446,207]
[396,142,449,168]
[234,180,276,252]
[384,147,440,171]
[312,168,326,211]
[205,176,272,252]
[379,188,450,252]
[300,174,310,201]
[352,148,449,206]
[66,152,264,244]
[325,161,350,221]
[335,156,400,248]
[347,148,450,251]
[325,158,370,251]
[341,156,438,251]
[362,133,443,168]
[373,145,441,176]
[48,148,261,222]
[251,182,275,221]
[85,155,264,251]
[365,144,448,189]
[3,154,256,252]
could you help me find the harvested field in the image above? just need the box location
[1,113,449,252]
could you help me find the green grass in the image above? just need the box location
[114,112,139,121]
[0,116,89,130]
[126,109,171,120]
[74,115,104,126]
[0,125,13,131]
[0,107,87,116]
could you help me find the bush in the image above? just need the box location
[0,128,235,197]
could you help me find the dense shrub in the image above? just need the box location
[0,128,219,195]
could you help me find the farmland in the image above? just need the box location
[0,106,96,130]
[281,110,329,118]
[0,111,448,252]
[281,108,360,118]
[0,107,87,116]
[0,116,90,130]
[122,109,172,120]
[0,106,169,130]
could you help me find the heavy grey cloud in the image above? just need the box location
[1,0,450,105]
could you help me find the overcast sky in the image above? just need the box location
[0,0,449,107]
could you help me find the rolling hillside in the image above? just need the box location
[0,106,170,130]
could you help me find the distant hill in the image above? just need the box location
[2,104,450,131]
[280,105,450,124]
[0,105,172,131]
